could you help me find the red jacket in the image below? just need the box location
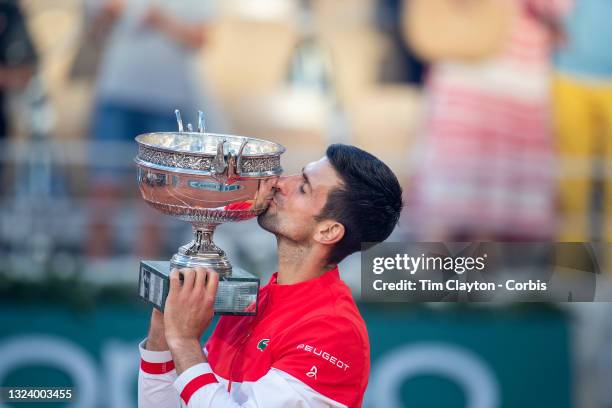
[138,267,371,408]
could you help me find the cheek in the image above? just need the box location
[281,194,308,213]
[283,215,315,240]
[295,202,321,224]
[279,199,317,228]
[279,192,325,222]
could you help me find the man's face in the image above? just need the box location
[258,156,343,244]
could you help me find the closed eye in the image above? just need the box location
[300,167,311,194]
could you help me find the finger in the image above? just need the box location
[193,267,208,293]
[152,308,164,320]
[168,269,182,298]
[205,270,219,300]
[263,177,278,196]
[181,268,196,292]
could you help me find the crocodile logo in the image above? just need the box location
[257,339,270,351]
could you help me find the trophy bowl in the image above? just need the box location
[134,124,285,315]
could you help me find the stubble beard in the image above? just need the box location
[257,209,279,235]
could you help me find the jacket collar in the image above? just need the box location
[265,266,340,302]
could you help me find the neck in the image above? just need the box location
[276,239,335,285]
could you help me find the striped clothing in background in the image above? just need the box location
[409,0,571,239]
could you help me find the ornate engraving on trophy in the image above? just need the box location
[134,110,284,315]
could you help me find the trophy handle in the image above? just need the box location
[210,139,249,182]
[212,141,228,175]
[236,139,249,176]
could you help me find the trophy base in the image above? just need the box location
[138,260,260,315]
[171,251,232,278]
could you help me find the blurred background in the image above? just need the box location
[1,0,612,406]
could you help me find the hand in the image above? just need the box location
[101,0,124,20]
[254,177,279,211]
[140,5,206,49]
[145,309,168,351]
[151,308,164,329]
[163,267,218,349]
[142,5,166,29]
[90,0,124,41]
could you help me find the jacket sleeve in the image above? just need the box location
[138,339,181,408]
[173,363,347,407]
[173,316,368,407]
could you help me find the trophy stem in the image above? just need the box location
[187,225,223,256]
[171,224,232,278]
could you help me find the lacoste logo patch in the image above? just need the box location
[257,338,270,351]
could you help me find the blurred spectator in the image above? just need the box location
[0,0,37,182]
[553,0,612,242]
[405,0,568,241]
[376,0,425,85]
[85,0,218,258]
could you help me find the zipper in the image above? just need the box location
[226,294,271,392]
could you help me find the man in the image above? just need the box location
[85,0,222,258]
[0,0,37,183]
[138,144,403,407]
[553,0,612,243]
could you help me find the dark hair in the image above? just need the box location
[317,144,403,264]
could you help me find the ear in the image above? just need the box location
[313,220,345,245]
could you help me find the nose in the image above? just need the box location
[275,175,290,195]
[275,174,299,195]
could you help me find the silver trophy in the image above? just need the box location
[135,110,284,315]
